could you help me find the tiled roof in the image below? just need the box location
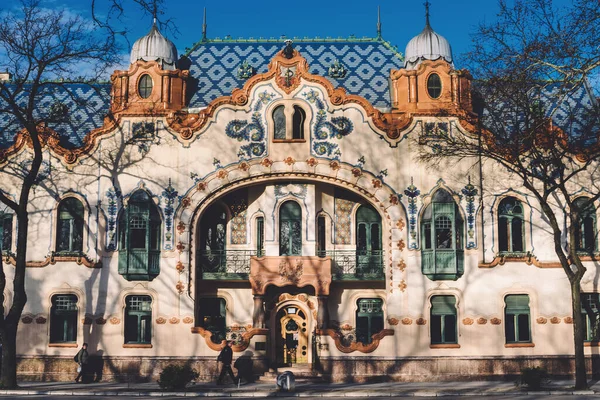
[0,83,111,149]
[185,37,405,109]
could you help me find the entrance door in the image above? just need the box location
[276,305,309,366]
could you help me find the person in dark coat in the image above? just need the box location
[216,341,237,385]
[74,343,89,383]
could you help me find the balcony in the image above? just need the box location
[199,250,257,280]
[325,250,385,280]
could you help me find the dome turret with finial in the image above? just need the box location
[130,18,178,70]
[404,1,453,70]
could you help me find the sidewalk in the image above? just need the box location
[0,379,598,397]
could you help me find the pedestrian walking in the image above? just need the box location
[216,341,237,385]
[74,343,89,383]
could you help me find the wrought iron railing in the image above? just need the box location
[324,250,385,280]
[199,250,256,278]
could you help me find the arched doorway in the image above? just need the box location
[272,299,313,367]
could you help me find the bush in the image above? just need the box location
[518,367,549,391]
[157,364,199,391]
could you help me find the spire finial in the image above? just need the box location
[152,0,157,25]
[424,1,431,27]
[377,6,382,37]
[202,8,207,41]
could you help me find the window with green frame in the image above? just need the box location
[118,190,161,281]
[0,213,12,253]
[504,294,531,343]
[256,217,264,257]
[356,204,383,277]
[430,295,457,344]
[316,215,326,257]
[124,295,152,344]
[279,201,302,256]
[421,190,464,280]
[56,198,84,253]
[574,197,597,253]
[498,197,525,254]
[199,298,226,344]
[581,293,600,342]
[50,294,78,343]
[356,298,384,344]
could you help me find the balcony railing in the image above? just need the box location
[199,250,256,279]
[324,250,385,280]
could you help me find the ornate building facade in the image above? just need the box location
[0,8,598,382]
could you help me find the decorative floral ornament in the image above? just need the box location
[328,59,347,79]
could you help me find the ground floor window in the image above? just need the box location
[430,295,457,344]
[125,295,152,344]
[582,293,600,341]
[504,294,531,343]
[199,298,226,344]
[50,294,78,343]
[356,298,384,344]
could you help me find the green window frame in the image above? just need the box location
[0,213,12,253]
[356,298,384,345]
[498,197,525,254]
[118,190,161,281]
[430,295,457,344]
[50,294,78,343]
[199,298,226,344]
[581,293,600,342]
[292,105,305,139]
[427,73,442,99]
[279,201,302,256]
[574,197,597,253]
[256,217,264,257]
[504,294,531,343]
[421,190,464,280]
[356,204,383,277]
[56,198,84,253]
[125,295,152,344]
[316,215,326,257]
[138,74,153,99]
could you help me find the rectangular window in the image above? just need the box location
[50,294,78,343]
[430,295,457,344]
[125,295,152,344]
[0,215,12,252]
[199,298,226,344]
[504,294,531,343]
[582,293,600,341]
[356,299,384,344]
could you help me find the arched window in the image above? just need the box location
[199,204,227,275]
[316,215,326,257]
[118,190,161,281]
[504,294,531,344]
[498,197,525,254]
[356,204,383,277]
[0,213,12,253]
[138,74,153,99]
[356,298,384,345]
[56,197,84,253]
[125,295,152,345]
[421,189,464,280]
[273,105,286,140]
[292,105,305,139]
[427,73,442,99]
[279,201,302,256]
[50,294,78,343]
[199,298,226,344]
[574,197,597,253]
[256,216,264,257]
[430,295,457,345]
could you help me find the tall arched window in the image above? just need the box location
[498,197,525,254]
[421,189,464,280]
[279,201,302,256]
[256,216,264,257]
[118,190,161,281]
[574,197,597,253]
[56,197,84,253]
[292,105,305,139]
[316,215,326,257]
[199,203,227,275]
[273,105,286,140]
[356,204,383,277]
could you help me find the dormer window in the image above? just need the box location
[271,103,307,142]
[138,74,153,99]
[427,73,442,99]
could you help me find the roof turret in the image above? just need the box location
[130,20,178,70]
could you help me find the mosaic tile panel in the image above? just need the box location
[334,198,355,244]
[226,192,248,245]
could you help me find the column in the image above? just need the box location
[252,295,265,328]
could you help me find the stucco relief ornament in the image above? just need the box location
[21,315,33,324]
[328,59,347,79]
[176,221,186,234]
[329,161,340,171]
[398,280,407,292]
[461,177,478,249]
[95,317,107,325]
[537,317,548,324]
[397,239,406,251]
[351,167,362,177]
[403,178,420,249]
[372,179,382,189]
[176,281,185,294]
[175,261,185,273]
[284,156,295,166]
[169,317,180,324]
[477,318,487,325]
[183,316,194,324]
[550,316,561,324]
[237,60,255,79]
[306,157,318,167]
[490,318,501,325]
[109,317,120,325]
[397,260,406,271]
[564,316,573,324]
[401,318,413,325]
[156,317,167,325]
[415,318,427,325]
[387,317,400,326]
[279,259,303,283]
[462,318,474,326]
[35,316,47,324]
[261,158,273,168]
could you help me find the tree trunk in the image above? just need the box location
[0,323,18,388]
[571,278,587,389]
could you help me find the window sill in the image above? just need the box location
[272,139,306,143]
[505,342,535,348]
[430,344,460,349]
[49,343,78,348]
[584,342,600,347]
[123,343,153,349]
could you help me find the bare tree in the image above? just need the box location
[0,0,120,387]
[417,0,600,390]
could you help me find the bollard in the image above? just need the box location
[276,371,296,392]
